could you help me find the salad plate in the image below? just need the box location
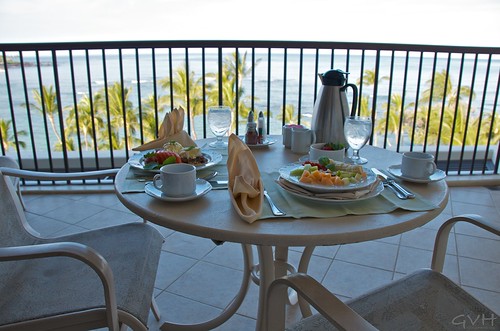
[145,179,212,202]
[128,149,223,173]
[279,181,384,203]
[278,163,377,193]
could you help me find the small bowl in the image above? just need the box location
[309,143,345,162]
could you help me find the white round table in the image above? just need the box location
[115,140,448,331]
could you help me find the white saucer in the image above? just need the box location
[145,179,212,201]
[387,164,446,183]
[238,136,276,148]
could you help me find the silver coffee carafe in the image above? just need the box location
[311,69,358,145]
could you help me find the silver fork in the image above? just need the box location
[264,190,286,216]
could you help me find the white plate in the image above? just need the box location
[128,149,223,173]
[280,181,384,203]
[387,164,446,183]
[238,136,276,148]
[279,163,377,193]
[145,179,212,202]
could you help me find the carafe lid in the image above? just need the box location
[320,69,349,86]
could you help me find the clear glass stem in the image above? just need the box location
[351,149,360,160]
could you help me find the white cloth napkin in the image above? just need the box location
[276,177,381,200]
[227,134,263,223]
[132,106,196,151]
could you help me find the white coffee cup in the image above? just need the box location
[153,163,196,197]
[309,143,345,162]
[401,152,437,179]
[291,127,316,154]
[282,124,304,148]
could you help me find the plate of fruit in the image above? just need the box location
[128,141,223,172]
[279,156,377,193]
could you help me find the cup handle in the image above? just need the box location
[427,162,437,175]
[311,130,316,144]
[153,174,162,190]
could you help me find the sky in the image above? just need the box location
[0,0,499,47]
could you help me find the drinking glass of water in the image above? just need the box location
[344,115,372,164]
[208,106,232,148]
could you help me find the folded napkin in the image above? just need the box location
[132,106,196,151]
[276,177,381,200]
[227,134,263,223]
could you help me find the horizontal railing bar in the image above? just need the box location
[1,40,499,54]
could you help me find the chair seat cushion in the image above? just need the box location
[0,223,163,327]
[287,269,497,331]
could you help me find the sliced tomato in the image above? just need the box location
[144,150,182,167]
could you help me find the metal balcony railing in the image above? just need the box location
[1,40,499,178]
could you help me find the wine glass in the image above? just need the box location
[208,106,232,148]
[344,115,372,164]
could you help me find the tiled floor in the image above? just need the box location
[22,185,500,330]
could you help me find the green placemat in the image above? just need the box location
[260,172,439,219]
[120,168,149,193]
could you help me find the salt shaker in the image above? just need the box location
[258,111,266,144]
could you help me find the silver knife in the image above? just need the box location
[371,168,415,199]
[208,180,228,190]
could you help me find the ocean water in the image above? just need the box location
[1,49,499,154]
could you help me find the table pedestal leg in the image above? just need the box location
[256,245,275,331]
[254,245,317,330]
[160,243,253,331]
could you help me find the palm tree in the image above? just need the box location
[54,138,76,152]
[65,93,106,151]
[102,82,139,149]
[160,65,206,139]
[161,51,257,137]
[277,104,299,125]
[204,51,257,133]
[30,85,63,148]
[376,94,409,147]
[218,51,257,121]
[356,69,389,117]
[413,70,478,146]
[357,94,371,118]
[471,112,500,145]
[140,94,170,142]
[0,118,27,151]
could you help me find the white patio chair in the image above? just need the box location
[0,161,164,331]
[0,156,25,209]
[267,214,499,331]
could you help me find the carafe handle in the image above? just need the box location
[341,83,359,116]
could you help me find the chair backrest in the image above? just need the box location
[0,170,39,246]
[0,156,20,186]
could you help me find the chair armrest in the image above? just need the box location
[0,242,120,331]
[432,214,500,272]
[0,167,119,181]
[267,273,377,331]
